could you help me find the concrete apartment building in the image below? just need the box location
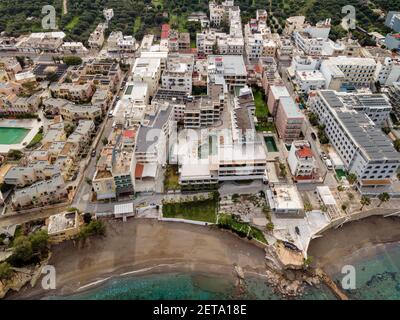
[12,174,68,209]
[309,90,400,193]
[184,96,223,128]
[207,55,247,93]
[287,140,318,181]
[16,32,66,53]
[387,81,400,119]
[161,54,194,94]
[50,83,94,103]
[88,23,106,49]
[132,58,162,97]
[294,70,326,94]
[275,96,304,144]
[266,184,304,215]
[47,210,82,243]
[196,30,244,55]
[61,42,88,55]
[320,56,377,89]
[267,85,290,116]
[209,0,236,27]
[4,163,60,188]
[60,103,102,123]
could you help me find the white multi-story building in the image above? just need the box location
[131,58,161,97]
[374,57,400,86]
[294,31,325,56]
[320,56,377,89]
[287,140,318,181]
[12,174,68,209]
[294,70,326,94]
[207,55,247,93]
[309,90,400,193]
[161,54,194,94]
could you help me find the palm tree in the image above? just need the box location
[360,196,371,211]
[378,192,390,207]
[347,173,357,185]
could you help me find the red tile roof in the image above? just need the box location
[296,147,313,158]
[135,164,144,178]
[161,24,170,39]
[123,129,136,139]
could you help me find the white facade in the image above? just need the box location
[287,140,317,180]
[309,90,400,190]
[131,58,161,97]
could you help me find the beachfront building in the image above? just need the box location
[309,90,400,194]
[266,184,304,215]
[47,210,82,243]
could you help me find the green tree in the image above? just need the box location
[28,230,49,256]
[10,236,33,264]
[304,201,313,212]
[78,220,106,239]
[63,56,83,66]
[360,195,371,210]
[308,112,319,126]
[266,222,274,231]
[0,262,12,280]
[347,192,354,201]
[347,173,357,185]
[378,192,390,207]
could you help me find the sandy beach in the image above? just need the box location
[9,219,267,299]
[308,216,400,275]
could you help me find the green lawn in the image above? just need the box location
[253,89,269,118]
[65,16,80,31]
[27,132,43,148]
[164,165,180,191]
[169,14,188,32]
[133,16,142,34]
[218,214,267,244]
[256,121,275,132]
[162,197,217,223]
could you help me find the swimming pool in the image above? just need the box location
[0,127,30,144]
[264,136,278,152]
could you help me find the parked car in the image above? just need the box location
[91,150,96,157]
[320,152,327,160]
[325,159,333,170]
[311,132,317,140]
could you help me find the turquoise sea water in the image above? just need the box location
[332,242,400,300]
[49,243,400,300]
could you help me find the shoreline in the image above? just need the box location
[7,215,400,300]
[309,215,400,276]
[7,219,268,300]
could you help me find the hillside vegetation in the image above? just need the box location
[0,0,399,43]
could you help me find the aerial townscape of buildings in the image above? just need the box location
[2,1,400,281]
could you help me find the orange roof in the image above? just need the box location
[135,164,144,178]
[360,179,391,186]
[254,65,263,74]
[296,147,313,158]
[123,129,136,139]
